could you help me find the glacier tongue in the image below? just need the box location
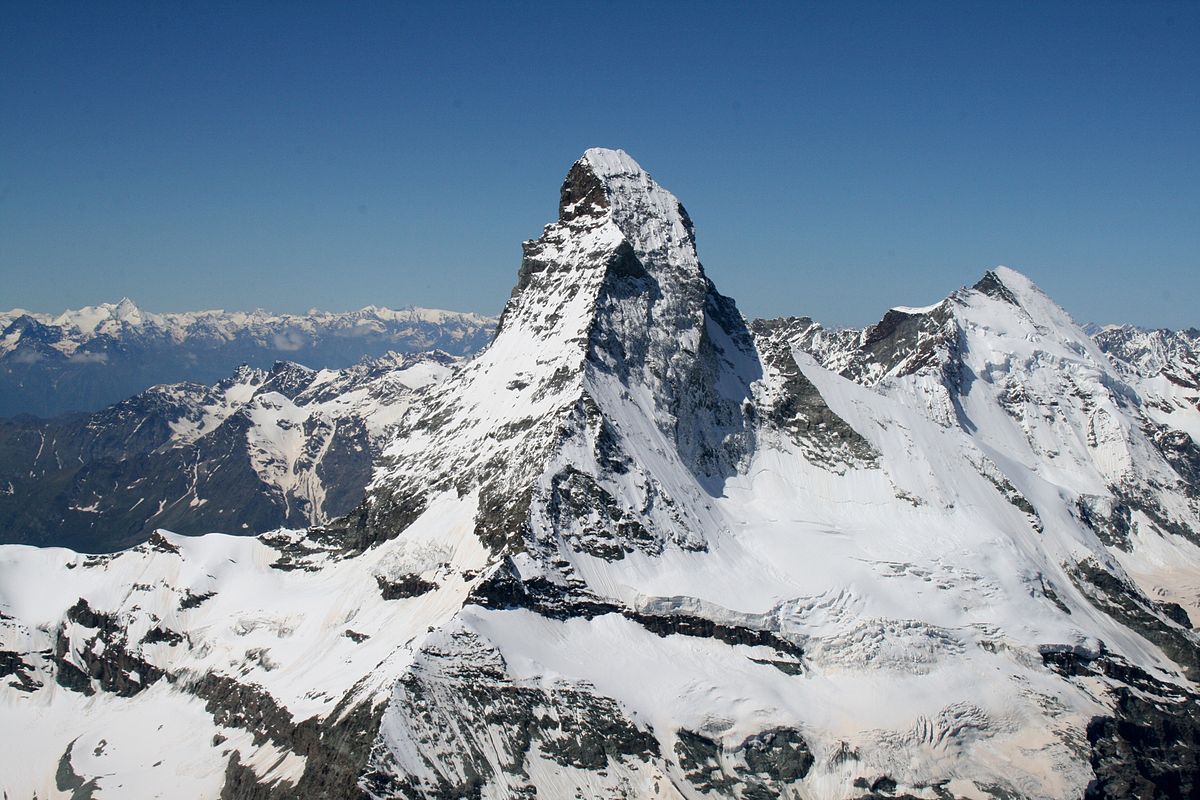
[3,150,1200,800]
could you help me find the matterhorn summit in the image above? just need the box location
[2,150,1198,799]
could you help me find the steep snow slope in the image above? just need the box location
[0,301,493,417]
[1,150,1198,800]
[765,271,1200,631]
[0,352,454,551]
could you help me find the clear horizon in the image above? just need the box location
[2,2,1197,329]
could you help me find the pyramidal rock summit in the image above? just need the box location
[2,149,1199,799]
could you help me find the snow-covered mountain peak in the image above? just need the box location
[950,268,1119,391]
[555,148,701,280]
[578,146,644,179]
[4,156,1199,799]
[975,264,1034,299]
[112,296,142,324]
[500,148,719,358]
[373,149,765,562]
[816,266,1109,391]
[962,267,1083,335]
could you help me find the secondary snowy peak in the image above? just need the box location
[959,267,1114,368]
[775,264,1200,577]
[776,266,1109,394]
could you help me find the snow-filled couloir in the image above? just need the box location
[2,149,1198,800]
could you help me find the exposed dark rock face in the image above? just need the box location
[472,482,533,556]
[978,469,1043,531]
[856,304,957,383]
[55,740,100,800]
[177,671,387,800]
[0,648,40,691]
[53,599,165,697]
[751,318,877,469]
[675,729,739,794]
[318,487,430,555]
[465,558,622,621]
[559,160,611,223]
[377,574,439,600]
[1068,560,1200,682]
[547,466,660,560]
[625,610,804,663]
[180,590,216,609]
[1076,495,1134,551]
[319,417,376,518]
[674,726,814,797]
[365,628,662,799]
[142,626,184,646]
[466,558,804,667]
[187,672,298,749]
[1144,420,1200,494]
[740,727,814,783]
[973,271,1021,305]
[1042,647,1200,799]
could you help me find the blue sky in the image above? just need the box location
[2,1,1197,328]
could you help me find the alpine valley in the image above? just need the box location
[2,149,1198,800]
[0,351,457,552]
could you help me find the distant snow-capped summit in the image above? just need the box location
[1,299,493,348]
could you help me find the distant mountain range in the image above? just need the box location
[0,299,495,417]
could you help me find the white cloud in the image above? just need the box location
[272,331,309,351]
[66,351,108,364]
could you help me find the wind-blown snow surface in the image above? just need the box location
[2,150,1198,799]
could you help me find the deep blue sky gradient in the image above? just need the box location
[2,1,1197,328]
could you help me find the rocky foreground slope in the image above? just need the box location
[0,301,493,417]
[2,149,1198,799]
